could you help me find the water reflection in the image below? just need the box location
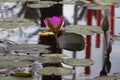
[0,1,120,80]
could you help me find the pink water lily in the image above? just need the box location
[44,16,64,34]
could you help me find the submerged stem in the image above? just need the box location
[54,33,60,50]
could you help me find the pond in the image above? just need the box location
[0,0,120,80]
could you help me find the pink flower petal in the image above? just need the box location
[48,16,61,27]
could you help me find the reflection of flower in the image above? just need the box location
[44,16,64,34]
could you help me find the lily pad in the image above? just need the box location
[77,0,91,3]
[8,44,50,54]
[113,35,120,41]
[0,18,35,30]
[12,71,32,77]
[58,33,85,51]
[0,60,34,67]
[63,58,93,67]
[65,25,103,35]
[0,54,36,67]
[39,67,72,75]
[58,1,76,4]
[27,3,52,8]
[93,76,115,80]
[114,73,120,79]
[55,67,72,75]
[88,5,109,10]
[95,0,119,5]
[38,1,57,4]
[0,0,37,2]
[0,75,33,80]
[40,57,63,63]
[41,53,68,58]
[0,54,36,61]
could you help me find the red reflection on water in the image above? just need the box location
[96,10,102,48]
[85,2,92,74]
[110,5,115,35]
[85,35,91,74]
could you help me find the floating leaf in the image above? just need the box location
[41,53,68,58]
[101,16,109,32]
[0,0,37,2]
[0,54,36,61]
[0,75,33,80]
[58,1,75,4]
[40,57,63,63]
[12,71,32,77]
[65,25,103,35]
[0,60,34,67]
[65,25,93,35]
[0,18,35,30]
[40,53,68,63]
[114,73,120,79]
[39,1,57,4]
[27,3,52,8]
[8,44,50,54]
[39,67,72,75]
[39,67,56,75]
[58,33,85,51]
[63,58,93,67]
[54,67,72,75]
[0,54,36,67]
[113,35,120,41]
[77,0,91,3]
[39,31,54,36]
[93,76,115,80]
[88,5,109,10]
[95,0,119,5]
[96,2,113,5]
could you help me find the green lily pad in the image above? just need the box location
[0,18,35,30]
[39,1,57,4]
[65,25,103,35]
[0,54,36,61]
[39,67,56,75]
[95,0,119,5]
[40,57,63,63]
[113,35,120,41]
[39,67,72,75]
[12,71,32,77]
[63,58,93,67]
[93,76,115,80]
[0,75,33,80]
[0,0,36,2]
[27,3,52,8]
[58,1,75,4]
[0,54,36,67]
[8,44,50,54]
[114,73,120,79]
[0,60,34,67]
[58,33,85,51]
[41,53,68,58]
[88,5,109,10]
[54,67,72,75]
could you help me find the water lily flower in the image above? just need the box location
[44,16,64,34]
